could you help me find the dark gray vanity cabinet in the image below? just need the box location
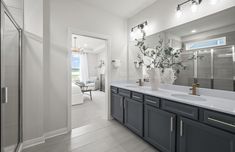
[144,105,176,152]
[110,86,235,152]
[179,117,235,152]
[111,93,124,123]
[124,98,143,136]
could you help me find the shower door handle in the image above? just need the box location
[1,87,8,104]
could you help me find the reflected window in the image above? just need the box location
[186,37,226,50]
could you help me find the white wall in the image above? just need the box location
[44,0,128,134]
[23,0,44,145]
[127,0,235,80]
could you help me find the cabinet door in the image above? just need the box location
[144,105,176,152]
[124,98,143,136]
[111,93,124,123]
[179,117,235,152]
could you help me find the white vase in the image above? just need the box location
[148,68,161,91]
[161,68,177,84]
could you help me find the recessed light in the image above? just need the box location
[191,29,197,33]
[84,44,88,47]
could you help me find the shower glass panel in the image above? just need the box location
[1,8,21,152]
[213,46,234,91]
[175,51,194,86]
[197,49,212,89]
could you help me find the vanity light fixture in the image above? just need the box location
[130,21,148,39]
[176,0,202,17]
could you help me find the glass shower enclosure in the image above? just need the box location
[1,1,23,152]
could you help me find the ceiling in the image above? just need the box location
[77,0,157,18]
[72,34,106,54]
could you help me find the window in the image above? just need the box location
[186,37,226,50]
[71,52,80,81]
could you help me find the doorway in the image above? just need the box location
[68,29,111,131]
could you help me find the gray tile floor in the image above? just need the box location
[23,120,158,152]
[23,91,158,152]
[72,91,106,129]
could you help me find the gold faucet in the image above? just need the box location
[190,83,200,96]
[136,79,143,86]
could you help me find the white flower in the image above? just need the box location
[143,56,153,65]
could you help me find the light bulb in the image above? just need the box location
[130,30,135,40]
[191,2,198,13]
[143,25,149,33]
[176,9,182,18]
[210,0,218,5]
[135,28,142,39]
[176,5,182,18]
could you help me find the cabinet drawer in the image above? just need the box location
[162,99,198,120]
[119,89,131,98]
[144,95,160,108]
[203,110,235,134]
[111,86,118,94]
[132,92,143,102]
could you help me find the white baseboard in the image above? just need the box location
[22,128,68,150]
[44,127,68,139]
[23,136,45,149]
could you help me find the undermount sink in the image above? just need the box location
[171,94,206,101]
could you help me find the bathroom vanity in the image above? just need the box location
[110,83,235,152]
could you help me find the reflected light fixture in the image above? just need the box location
[130,21,148,40]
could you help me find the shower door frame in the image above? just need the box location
[0,1,23,152]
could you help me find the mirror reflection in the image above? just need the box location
[130,7,235,91]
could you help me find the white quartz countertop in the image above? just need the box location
[111,82,235,116]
